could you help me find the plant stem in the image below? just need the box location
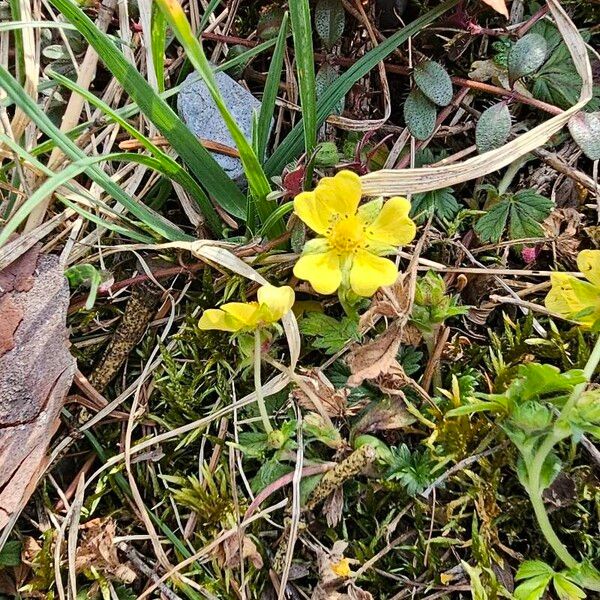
[254,330,273,434]
[524,334,600,570]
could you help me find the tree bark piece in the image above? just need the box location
[0,249,76,530]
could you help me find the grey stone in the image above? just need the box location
[177,70,262,184]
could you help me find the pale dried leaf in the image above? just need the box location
[211,529,264,570]
[323,486,344,528]
[75,518,136,583]
[347,322,403,386]
[353,396,415,435]
[294,369,350,417]
[481,0,509,18]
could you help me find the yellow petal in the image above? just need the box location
[331,558,351,578]
[293,250,342,295]
[545,273,600,327]
[198,308,242,332]
[294,191,331,234]
[315,170,362,217]
[366,197,416,248]
[257,284,295,321]
[350,250,398,297]
[222,302,261,327]
[577,250,600,287]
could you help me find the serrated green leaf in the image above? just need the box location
[476,102,511,153]
[511,401,553,433]
[475,189,553,243]
[315,0,345,50]
[553,574,586,600]
[411,187,459,222]
[413,60,453,106]
[299,313,360,354]
[514,576,553,600]
[508,33,547,84]
[516,364,585,402]
[568,112,600,160]
[474,198,510,243]
[539,452,562,490]
[404,88,437,140]
[516,561,555,581]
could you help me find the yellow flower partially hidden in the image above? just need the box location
[199,284,295,332]
[293,170,416,297]
[545,250,600,328]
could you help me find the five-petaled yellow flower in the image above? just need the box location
[293,170,416,297]
[199,284,295,332]
[545,250,600,328]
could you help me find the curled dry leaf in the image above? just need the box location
[211,529,264,570]
[347,321,404,387]
[75,518,136,583]
[0,248,76,531]
[352,395,415,436]
[293,369,352,417]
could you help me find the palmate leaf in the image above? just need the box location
[475,189,553,243]
[411,187,459,222]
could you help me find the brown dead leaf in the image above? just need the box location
[352,395,415,436]
[481,0,509,18]
[358,274,411,329]
[543,208,581,262]
[347,321,403,387]
[75,518,136,583]
[294,369,352,417]
[0,250,76,531]
[211,529,264,570]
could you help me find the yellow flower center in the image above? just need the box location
[327,215,366,254]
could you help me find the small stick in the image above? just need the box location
[118,136,240,157]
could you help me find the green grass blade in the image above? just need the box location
[289,0,317,156]
[155,0,280,231]
[50,0,247,221]
[256,11,289,163]
[0,152,197,247]
[48,69,223,234]
[265,0,460,176]
[0,65,189,243]
[151,4,167,93]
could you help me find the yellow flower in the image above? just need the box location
[198,284,295,332]
[293,170,416,297]
[545,250,600,328]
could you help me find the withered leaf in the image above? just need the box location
[347,322,403,387]
[0,251,76,531]
[75,518,136,583]
[211,529,264,570]
[294,369,350,417]
[352,396,415,436]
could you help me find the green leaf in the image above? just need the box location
[299,313,360,354]
[476,102,511,153]
[50,0,248,222]
[475,189,553,243]
[65,264,102,310]
[0,540,21,567]
[315,63,344,115]
[256,12,289,163]
[461,561,488,600]
[510,401,553,433]
[413,60,453,106]
[411,187,459,222]
[315,0,345,51]
[508,33,548,85]
[568,112,600,161]
[514,363,585,402]
[404,87,437,140]
[264,0,460,176]
[514,576,553,600]
[516,560,555,581]
[553,574,586,600]
[290,0,317,155]
[539,452,562,490]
